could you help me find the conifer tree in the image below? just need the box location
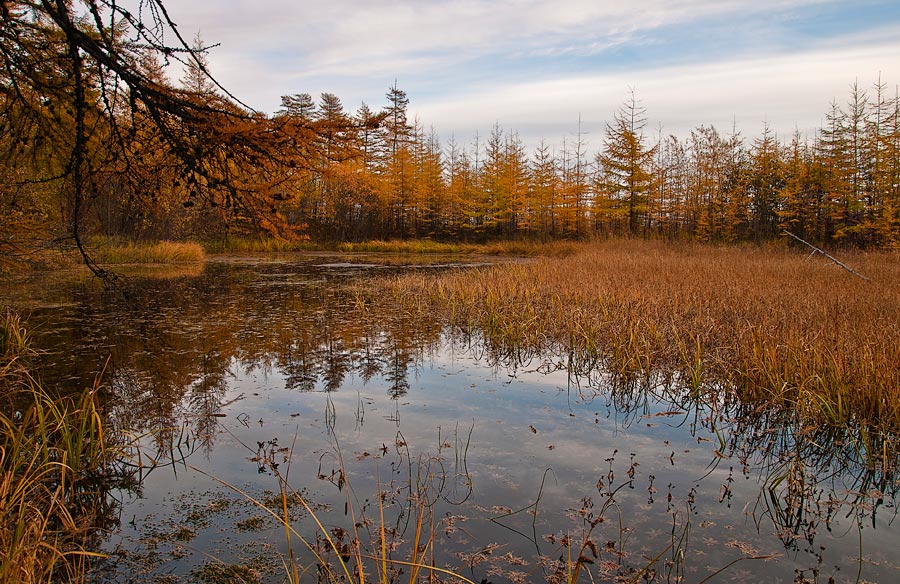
[180,32,218,97]
[748,123,783,241]
[530,140,560,237]
[597,91,657,236]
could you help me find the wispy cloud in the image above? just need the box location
[183,0,833,75]
[413,30,900,147]
[154,0,899,146]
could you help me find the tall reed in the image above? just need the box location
[1,310,130,583]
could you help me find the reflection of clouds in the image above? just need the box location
[26,258,900,581]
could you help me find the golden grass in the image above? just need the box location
[365,239,900,438]
[337,238,579,256]
[1,310,132,583]
[203,236,319,253]
[93,240,206,264]
[205,236,580,257]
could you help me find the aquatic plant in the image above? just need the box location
[194,431,478,584]
[0,310,136,583]
[367,239,900,465]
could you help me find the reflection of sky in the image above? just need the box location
[12,259,898,581]
[103,341,900,582]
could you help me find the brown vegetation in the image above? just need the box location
[367,240,900,437]
[93,240,206,265]
[1,3,899,269]
[1,312,133,583]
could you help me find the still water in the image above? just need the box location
[7,255,899,583]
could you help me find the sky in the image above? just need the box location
[148,0,899,150]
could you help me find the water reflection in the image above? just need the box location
[4,256,899,582]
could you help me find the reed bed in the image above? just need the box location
[367,239,900,442]
[203,236,320,253]
[93,240,206,264]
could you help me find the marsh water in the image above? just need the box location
[6,255,900,583]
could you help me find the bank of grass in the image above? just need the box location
[206,236,580,257]
[336,238,578,256]
[92,239,206,264]
[203,236,320,253]
[367,239,900,444]
[1,311,127,583]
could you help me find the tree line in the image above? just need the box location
[2,2,899,267]
[270,82,900,248]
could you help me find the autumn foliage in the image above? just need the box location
[1,2,899,265]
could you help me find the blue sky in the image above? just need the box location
[156,0,899,149]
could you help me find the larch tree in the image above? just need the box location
[278,93,317,120]
[444,135,476,238]
[530,140,560,237]
[380,83,413,236]
[180,31,218,97]
[687,125,729,242]
[597,91,657,237]
[564,118,590,237]
[747,123,783,241]
[0,0,320,273]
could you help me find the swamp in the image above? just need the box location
[2,240,899,583]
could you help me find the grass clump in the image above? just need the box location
[205,235,580,257]
[192,562,261,584]
[1,310,132,583]
[93,239,206,264]
[337,238,579,256]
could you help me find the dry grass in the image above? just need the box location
[366,239,900,439]
[93,240,206,264]
[1,311,129,583]
[337,238,579,256]
[204,236,319,253]
[205,236,580,257]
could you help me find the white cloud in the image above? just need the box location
[411,32,900,149]
[128,1,898,149]
[161,0,835,77]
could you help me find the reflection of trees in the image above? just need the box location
[384,345,413,398]
[722,408,898,552]
[26,262,446,451]
[187,350,230,453]
[356,331,384,384]
[452,328,900,557]
[322,335,352,392]
[283,342,318,392]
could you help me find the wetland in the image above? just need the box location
[3,241,899,583]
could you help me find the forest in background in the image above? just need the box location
[2,1,899,271]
